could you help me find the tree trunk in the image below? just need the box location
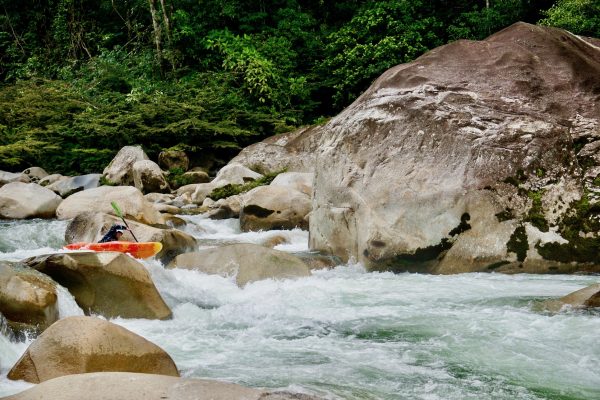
[147,0,163,64]
[158,0,172,45]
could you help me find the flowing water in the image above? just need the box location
[0,217,599,399]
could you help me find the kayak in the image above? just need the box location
[64,241,163,259]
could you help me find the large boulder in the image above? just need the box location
[0,170,30,186]
[133,160,171,194]
[240,186,311,232]
[169,243,311,287]
[22,167,48,183]
[46,173,101,198]
[24,252,172,320]
[56,185,163,225]
[308,23,600,273]
[158,149,189,171]
[2,372,322,400]
[269,172,314,196]
[7,316,179,383]
[0,262,58,334]
[65,212,197,264]
[102,145,149,186]
[0,182,62,219]
[228,126,321,174]
[213,163,262,186]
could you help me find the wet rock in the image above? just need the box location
[541,283,600,312]
[133,160,171,194]
[24,252,172,320]
[65,212,197,264]
[102,145,149,186]
[46,173,101,198]
[240,186,311,232]
[56,185,163,225]
[0,262,58,334]
[0,182,62,219]
[292,252,342,271]
[168,243,310,287]
[162,214,187,228]
[7,316,178,383]
[205,195,243,220]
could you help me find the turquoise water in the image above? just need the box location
[1,218,599,399]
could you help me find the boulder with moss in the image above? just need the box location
[306,23,600,273]
[133,160,171,194]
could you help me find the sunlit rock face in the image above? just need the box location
[309,22,600,273]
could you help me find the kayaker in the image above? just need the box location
[98,224,128,243]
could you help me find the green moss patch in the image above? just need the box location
[207,169,285,201]
[525,190,549,232]
[507,225,528,262]
[536,190,600,263]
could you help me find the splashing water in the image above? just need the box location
[1,217,599,399]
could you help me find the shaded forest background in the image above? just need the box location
[1,0,599,175]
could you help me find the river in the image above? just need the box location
[1,217,599,400]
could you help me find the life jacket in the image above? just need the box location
[98,225,127,243]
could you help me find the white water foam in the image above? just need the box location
[115,261,600,400]
[179,216,309,252]
[56,285,84,318]
[2,218,600,399]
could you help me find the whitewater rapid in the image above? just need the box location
[1,217,599,399]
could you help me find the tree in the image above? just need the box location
[321,0,443,109]
[539,0,600,37]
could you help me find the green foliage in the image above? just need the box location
[539,0,600,37]
[322,0,443,108]
[525,190,549,232]
[99,175,117,186]
[0,0,584,174]
[208,169,285,200]
[166,167,196,188]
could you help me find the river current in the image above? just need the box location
[0,217,599,399]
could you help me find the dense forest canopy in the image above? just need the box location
[0,0,598,175]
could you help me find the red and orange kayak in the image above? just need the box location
[64,241,163,259]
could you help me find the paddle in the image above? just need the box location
[110,201,139,242]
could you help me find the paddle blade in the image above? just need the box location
[110,201,123,218]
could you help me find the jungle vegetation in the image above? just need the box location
[1,0,597,174]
